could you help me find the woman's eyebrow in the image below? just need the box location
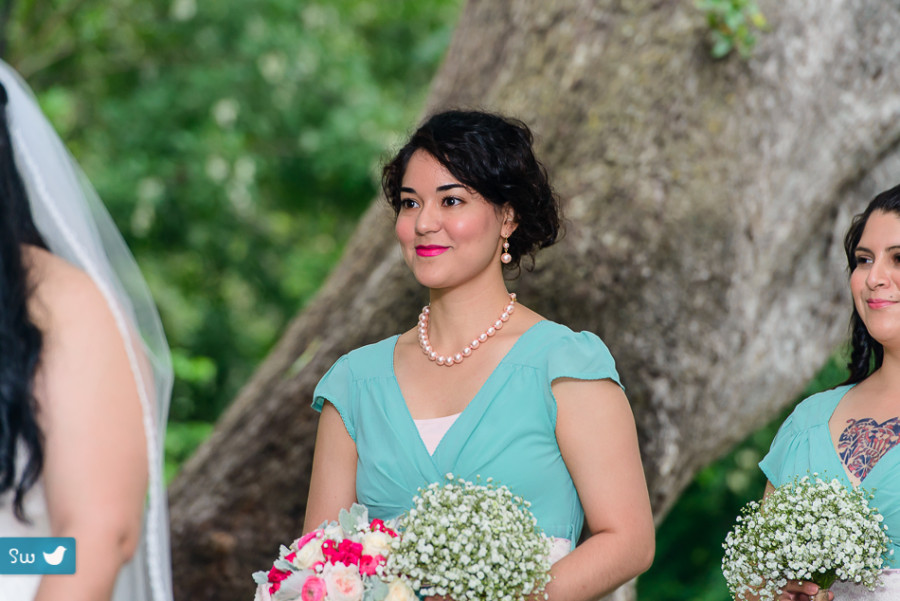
[854,245,900,253]
[401,183,466,194]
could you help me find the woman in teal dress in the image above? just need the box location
[759,184,900,601]
[303,110,655,600]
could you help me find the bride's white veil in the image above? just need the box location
[0,61,174,601]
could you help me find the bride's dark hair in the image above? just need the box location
[0,81,48,521]
[843,183,900,385]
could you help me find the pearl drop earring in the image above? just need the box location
[500,238,512,264]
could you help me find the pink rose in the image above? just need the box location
[323,563,364,601]
[295,530,324,550]
[322,539,363,566]
[267,565,291,594]
[369,519,398,538]
[358,554,385,576]
[301,575,327,601]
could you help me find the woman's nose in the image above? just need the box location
[867,258,890,289]
[415,202,440,234]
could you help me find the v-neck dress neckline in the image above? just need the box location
[311,320,622,544]
[822,384,900,488]
[760,384,900,567]
[389,320,546,466]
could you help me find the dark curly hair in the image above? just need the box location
[382,110,561,271]
[0,82,48,522]
[843,183,900,385]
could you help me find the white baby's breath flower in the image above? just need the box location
[721,475,890,601]
[387,476,551,601]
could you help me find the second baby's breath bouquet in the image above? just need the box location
[387,474,552,601]
[722,475,891,601]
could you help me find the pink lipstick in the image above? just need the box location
[867,299,896,309]
[416,245,448,257]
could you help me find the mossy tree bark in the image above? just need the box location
[168,1,900,600]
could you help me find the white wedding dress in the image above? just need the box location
[830,570,900,600]
[0,473,51,600]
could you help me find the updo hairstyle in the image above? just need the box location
[381,110,561,270]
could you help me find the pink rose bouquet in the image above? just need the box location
[253,504,415,601]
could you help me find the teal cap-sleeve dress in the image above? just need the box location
[759,384,900,567]
[312,320,621,547]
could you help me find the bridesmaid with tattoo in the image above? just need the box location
[758,184,900,601]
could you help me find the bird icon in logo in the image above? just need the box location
[43,545,67,566]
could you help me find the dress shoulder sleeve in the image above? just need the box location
[311,354,357,440]
[758,386,848,486]
[546,328,623,389]
[758,412,800,486]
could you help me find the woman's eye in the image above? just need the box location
[855,255,872,266]
[399,198,418,209]
[443,196,463,207]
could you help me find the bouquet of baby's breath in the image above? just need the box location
[387,475,552,601]
[722,475,891,600]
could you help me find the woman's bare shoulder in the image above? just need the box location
[23,244,112,331]
[24,245,140,420]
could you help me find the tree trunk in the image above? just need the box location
[168,1,900,600]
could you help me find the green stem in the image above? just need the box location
[813,569,838,590]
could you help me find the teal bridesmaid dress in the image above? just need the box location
[312,320,622,549]
[760,384,900,567]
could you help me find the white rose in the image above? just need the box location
[383,580,417,601]
[293,537,325,569]
[324,523,345,540]
[323,562,364,601]
[361,531,393,558]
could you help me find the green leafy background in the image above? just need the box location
[5,2,840,599]
[9,0,463,471]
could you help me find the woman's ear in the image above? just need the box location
[502,205,518,238]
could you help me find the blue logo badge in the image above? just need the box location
[0,538,76,574]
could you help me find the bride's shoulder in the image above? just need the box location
[23,244,112,333]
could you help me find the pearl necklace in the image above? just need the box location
[417,293,517,366]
